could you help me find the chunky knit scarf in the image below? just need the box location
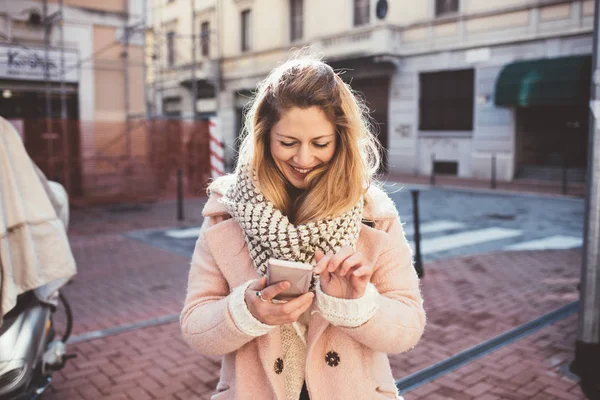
[219,166,364,289]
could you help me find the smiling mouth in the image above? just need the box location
[290,165,315,174]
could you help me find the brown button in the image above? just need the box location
[325,351,340,367]
[274,358,284,374]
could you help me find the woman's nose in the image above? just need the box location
[294,145,313,167]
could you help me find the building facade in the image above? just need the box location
[0,0,147,196]
[150,0,595,182]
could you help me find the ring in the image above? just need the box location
[255,291,268,302]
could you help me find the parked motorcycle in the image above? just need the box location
[0,117,78,399]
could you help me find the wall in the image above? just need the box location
[387,34,594,181]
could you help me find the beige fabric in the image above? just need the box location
[0,117,77,322]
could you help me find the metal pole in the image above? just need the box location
[571,0,600,396]
[491,153,496,189]
[191,0,198,120]
[58,0,70,194]
[142,0,150,121]
[411,190,424,278]
[430,153,436,185]
[562,151,568,195]
[177,167,184,221]
[43,0,55,180]
[123,23,132,172]
[142,0,152,169]
[214,8,223,170]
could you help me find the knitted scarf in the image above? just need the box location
[219,166,364,290]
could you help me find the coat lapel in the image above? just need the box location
[204,219,287,398]
[204,218,260,289]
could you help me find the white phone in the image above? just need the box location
[267,258,314,301]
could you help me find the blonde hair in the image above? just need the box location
[236,56,381,224]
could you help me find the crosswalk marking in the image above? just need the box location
[415,227,523,255]
[504,235,582,251]
[162,221,577,256]
[165,227,202,239]
[403,220,466,236]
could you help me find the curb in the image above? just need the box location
[382,180,585,202]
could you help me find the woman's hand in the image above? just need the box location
[244,277,314,325]
[313,247,373,299]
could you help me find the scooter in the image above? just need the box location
[0,117,78,399]
[0,289,76,399]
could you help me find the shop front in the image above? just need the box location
[0,44,82,194]
[495,55,592,182]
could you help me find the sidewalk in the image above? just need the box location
[385,172,586,198]
[43,200,585,400]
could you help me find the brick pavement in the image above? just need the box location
[45,214,585,400]
[68,197,207,236]
[408,315,582,400]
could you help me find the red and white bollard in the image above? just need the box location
[209,117,225,178]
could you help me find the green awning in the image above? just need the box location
[494,55,592,107]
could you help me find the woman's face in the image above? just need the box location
[269,106,337,189]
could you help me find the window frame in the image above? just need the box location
[353,0,370,27]
[290,0,303,42]
[418,69,475,132]
[200,21,210,57]
[435,0,459,18]
[166,31,176,67]
[241,9,252,52]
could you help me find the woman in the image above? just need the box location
[180,57,425,400]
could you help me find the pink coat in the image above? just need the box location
[180,185,426,399]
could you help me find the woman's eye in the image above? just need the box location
[314,142,330,149]
[280,141,296,147]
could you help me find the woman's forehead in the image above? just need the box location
[272,107,335,138]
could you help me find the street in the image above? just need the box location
[127,185,586,263]
[40,186,587,399]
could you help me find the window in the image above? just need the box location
[166,31,176,66]
[241,9,251,52]
[435,0,459,17]
[353,0,370,26]
[433,161,458,175]
[200,21,210,57]
[163,97,181,116]
[419,69,474,131]
[290,0,303,42]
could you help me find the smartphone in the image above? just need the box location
[267,258,314,301]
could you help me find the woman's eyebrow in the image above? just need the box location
[275,133,334,140]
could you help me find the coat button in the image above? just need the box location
[274,358,284,374]
[325,351,340,367]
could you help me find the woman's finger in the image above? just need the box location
[352,265,373,278]
[289,297,314,321]
[314,251,333,274]
[339,252,363,277]
[328,247,354,272]
[279,291,313,314]
[260,280,291,302]
[319,266,331,286]
[247,276,267,292]
[314,249,325,263]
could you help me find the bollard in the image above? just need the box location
[410,190,424,278]
[562,154,568,195]
[430,153,436,186]
[491,154,497,189]
[177,168,184,221]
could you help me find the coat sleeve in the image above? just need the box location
[180,217,259,356]
[339,216,426,354]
